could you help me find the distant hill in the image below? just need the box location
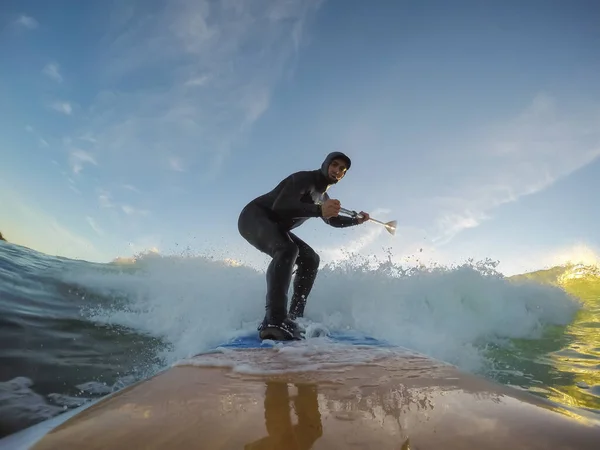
[0,231,5,242]
[509,265,569,285]
[509,263,600,303]
[509,264,600,285]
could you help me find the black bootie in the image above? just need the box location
[258,317,305,341]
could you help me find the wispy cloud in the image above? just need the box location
[24,124,51,149]
[14,15,38,30]
[50,101,72,115]
[339,93,600,269]
[184,75,210,87]
[42,63,63,82]
[168,156,185,172]
[0,186,109,262]
[69,150,97,174]
[424,93,600,245]
[97,189,113,208]
[77,133,97,144]
[96,188,148,218]
[122,184,140,193]
[64,0,324,185]
[86,216,105,236]
[25,0,323,260]
[240,87,271,129]
[121,205,149,216]
[431,210,488,245]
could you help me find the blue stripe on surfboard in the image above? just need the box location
[217,331,392,350]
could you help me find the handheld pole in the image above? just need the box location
[340,207,397,236]
[316,200,397,235]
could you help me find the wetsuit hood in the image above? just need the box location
[320,151,351,184]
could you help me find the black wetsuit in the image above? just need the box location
[238,152,359,337]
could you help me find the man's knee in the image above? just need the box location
[237,204,258,241]
[299,249,320,271]
[311,251,320,269]
[275,241,299,263]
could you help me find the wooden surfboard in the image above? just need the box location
[3,332,600,449]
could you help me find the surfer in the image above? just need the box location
[237,152,370,341]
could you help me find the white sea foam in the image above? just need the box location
[63,254,581,373]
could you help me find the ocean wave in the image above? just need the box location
[60,253,581,372]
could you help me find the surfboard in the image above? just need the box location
[2,332,600,449]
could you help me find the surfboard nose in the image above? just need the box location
[26,347,600,450]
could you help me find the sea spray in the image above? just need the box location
[63,253,581,372]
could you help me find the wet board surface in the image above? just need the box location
[17,337,600,450]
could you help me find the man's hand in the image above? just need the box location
[357,211,370,224]
[321,199,341,219]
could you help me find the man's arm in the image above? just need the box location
[271,173,322,219]
[322,215,359,228]
[319,192,359,228]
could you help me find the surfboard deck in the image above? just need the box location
[18,332,600,450]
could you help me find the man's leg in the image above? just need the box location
[264,243,298,325]
[238,203,301,337]
[288,233,320,320]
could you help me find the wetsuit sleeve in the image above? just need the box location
[271,173,322,218]
[322,215,359,228]
[319,192,359,228]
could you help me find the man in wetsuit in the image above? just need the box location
[238,152,370,340]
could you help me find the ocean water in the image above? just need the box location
[0,240,599,437]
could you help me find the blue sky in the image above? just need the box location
[1,0,599,275]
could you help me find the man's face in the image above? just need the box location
[327,158,348,182]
